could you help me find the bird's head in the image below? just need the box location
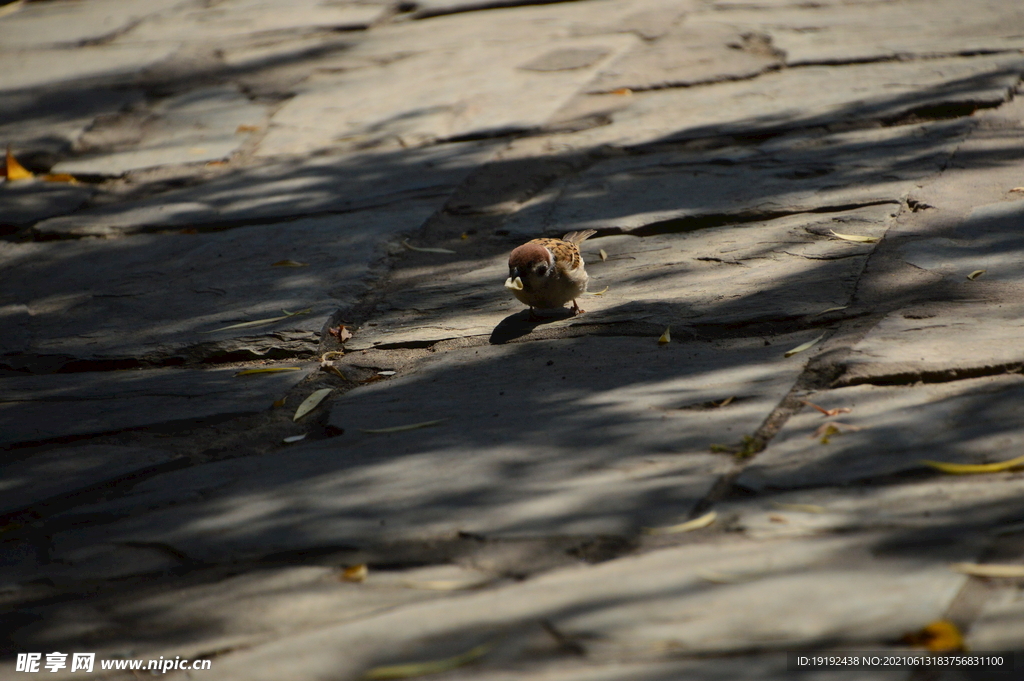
[505,242,553,293]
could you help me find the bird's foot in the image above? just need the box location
[570,300,585,316]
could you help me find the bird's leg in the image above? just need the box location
[528,307,543,322]
[570,299,584,316]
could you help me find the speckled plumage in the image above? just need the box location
[504,230,596,315]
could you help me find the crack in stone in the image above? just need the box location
[836,362,1024,388]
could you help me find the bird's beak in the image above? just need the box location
[504,276,524,291]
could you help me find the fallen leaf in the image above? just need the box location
[363,643,491,680]
[901,620,964,652]
[643,510,717,535]
[771,502,826,514]
[950,562,1024,578]
[271,259,309,267]
[377,370,396,376]
[328,325,353,342]
[584,286,609,296]
[610,87,633,96]
[5,148,33,181]
[1010,187,1024,193]
[235,367,302,376]
[768,514,788,524]
[460,232,469,240]
[283,434,307,444]
[920,454,1024,475]
[967,269,985,281]
[272,397,287,408]
[784,333,825,358]
[293,388,333,421]
[320,351,346,363]
[658,327,671,345]
[599,248,608,261]
[236,124,260,133]
[812,421,863,444]
[323,365,347,380]
[341,564,368,582]
[810,305,848,317]
[42,173,78,184]
[202,308,312,333]
[402,579,489,591]
[402,239,456,254]
[205,160,228,167]
[360,419,448,434]
[716,396,735,408]
[800,399,852,417]
[829,230,880,244]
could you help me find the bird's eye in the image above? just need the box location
[535,265,548,276]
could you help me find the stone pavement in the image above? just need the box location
[2,0,1024,678]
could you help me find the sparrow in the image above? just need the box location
[504,229,597,317]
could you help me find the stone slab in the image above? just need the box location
[35,141,494,237]
[44,335,810,565]
[1,200,442,364]
[504,122,966,236]
[586,21,782,93]
[965,583,1024,651]
[691,0,1024,65]
[0,44,179,93]
[737,375,1024,491]
[720,475,1024,541]
[120,0,387,43]
[0,363,315,446]
[0,88,143,154]
[160,533,970,680]
[0,445,178,516]
[52,86,266,176]
[550,53,1023,148]
[256,32,634,156]
[0,0,184,48]
[0,180,93,227]
[351,205,893,350]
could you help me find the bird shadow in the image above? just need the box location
[489,308,577,344]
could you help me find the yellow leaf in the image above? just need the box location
[341,564,368,582]
[271,259,309,267]
[360,419,448,434]
[810,305,848,317]
[829,230,879,244]
[364,643,491,680]
[643,510,717,535]
[201,308,312,333]
[967,269,985,281]
[610,87,632,96]
[272,397,287,408]
[584,286,609,296]
[460,232,469,240]
[235,367,302,376]
[658,327,671,345]
[42,173,78,184]
[293,388,333,421]
[402,239,455,254]
[236,124,260,133]
[1010,187,1024,193]
[901,620,964,652]
[771,502,826,514]
[5,148,33,181]
[599,249,608,261]
[950,562,1024,578]
[784,333,825,358]
[716,396,735,407]
[920,454,1024,475]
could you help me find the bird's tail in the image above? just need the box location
[562,229,597,244]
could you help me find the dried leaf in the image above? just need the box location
[810,305,848,317]
[584,286,609,296]
[293,388,333,421]
[461,232,469,240]
[1010,187,1024,193]
[402,239,455,254]
[360,419,448,434]
[800,400,852,417]
[829,230,879,244]
[42,173,78,184]
[328,325,353,342]
[377,370,396,376]
[784,333,825,358]
[236,124,260,133]
[272,397,287,408]
[235,367,303,376]
[610,87,633,96]
[950,562,1024,578]
[716,396,735,408]
[271,259,309,267]
[643,510,717,535]
[320,351,346,363]
[967,269,985,281]
[324,365,347,380]
[901,620,964,652]
[812,421,864,444]
[283,434,307,444]
[363,643,491,680]
[772,502,826,514]
[658,327,671,345]
[202,308,312,333]
[402,579,488,591]
[5,148,33,181]
[599,249,608,261]
[341,564,368,582]
[920,454,1024,475]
